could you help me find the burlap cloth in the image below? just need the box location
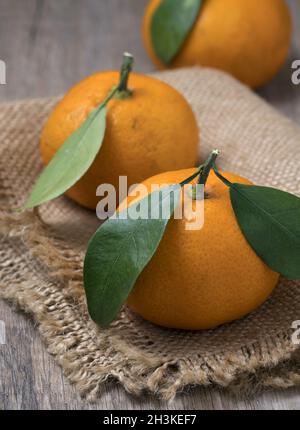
[0,68,300,401]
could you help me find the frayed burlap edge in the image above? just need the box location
[1,210,299,401]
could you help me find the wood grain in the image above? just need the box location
[0,0,299,410]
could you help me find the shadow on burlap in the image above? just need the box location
[0,68,300,401]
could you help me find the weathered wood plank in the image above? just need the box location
[258,0,300,121]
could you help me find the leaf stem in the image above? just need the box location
[179,166,202,187]
[198,149,220,186]
[100,86,118,108]
[212,162,233,188]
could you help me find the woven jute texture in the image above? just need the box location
[0,68,300,401]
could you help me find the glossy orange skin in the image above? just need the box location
[127,168,279,330]
[40,72,199,209]
[143,0,292,88]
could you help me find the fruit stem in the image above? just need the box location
[117,52,134,96]
[198,149,220,186]
[98,53,134,108]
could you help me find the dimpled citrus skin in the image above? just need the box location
[127,168,279,330]
[40,72,199,209]
[143,0,292,88]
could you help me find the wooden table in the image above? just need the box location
[0,0,299,410]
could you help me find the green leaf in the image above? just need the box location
[83,184,181,326]
[24,105,107,208]
[229,183,300,280]
[151,0,203,64]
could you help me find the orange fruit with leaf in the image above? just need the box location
[24,53,199,210]
[126,168,279,330]
[83,151,300,330]
[143,0,292,88]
